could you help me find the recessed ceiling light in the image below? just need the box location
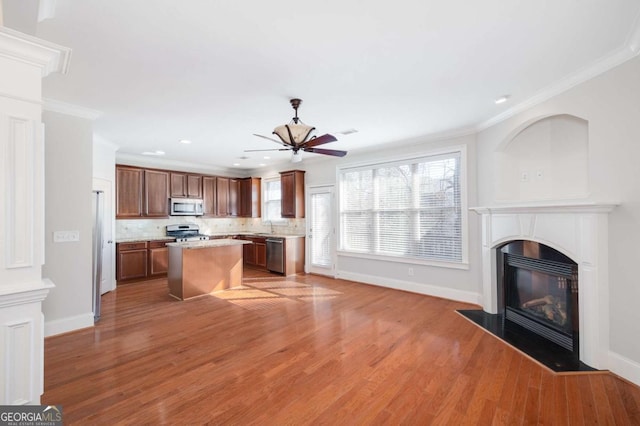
[495,95,510,104]
[233,163,240,166]
[263,156,270,160]
[338,128,358,135]
[179,139,192,144]
[142,150,165,156]
[258,163,266,167]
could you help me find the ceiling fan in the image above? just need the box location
[246,98,347,163]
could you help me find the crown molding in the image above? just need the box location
[43,97,102,120]
[477,44,640,132]
[0,26,71,76]
[93,134,120,151]
[115,152,245,177]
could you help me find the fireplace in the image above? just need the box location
[498,240,579,356]
[470,202,616,370]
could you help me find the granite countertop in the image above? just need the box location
[116,236,176,243]
[117,233,305,243]
[167,239,251,249]
[227,233,305,239]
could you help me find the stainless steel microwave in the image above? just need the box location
[170,198,204,216]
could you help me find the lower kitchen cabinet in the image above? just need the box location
[148,241,169,276]
[117,242,148,282]
[255,240,267,267]
[240,236,267,269]
[117,240,172,283]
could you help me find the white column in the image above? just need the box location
[0,27,70,405]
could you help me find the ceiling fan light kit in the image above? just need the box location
[247,98,348,162]
[273,123,315,146]
[273,99,315,145]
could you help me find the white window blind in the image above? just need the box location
[339,151,463,263]
[263,177,282,221]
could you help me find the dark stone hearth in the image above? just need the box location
[457,309,597,373]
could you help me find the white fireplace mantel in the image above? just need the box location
[470,201,618,370]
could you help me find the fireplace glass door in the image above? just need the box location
[500,241,579,353]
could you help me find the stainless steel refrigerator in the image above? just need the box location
[92,190,103,322]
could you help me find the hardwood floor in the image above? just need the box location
[44,269,640,425]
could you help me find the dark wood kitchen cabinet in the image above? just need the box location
[280,170,305,218]
[228,178,240,217]
[241,236,267,269]
[116,166,169,219]
[148,241,169,276]
[255,239,267,267]
[202,176,217,216]
[117,242,148,282]
[170,173,202,199]
[243,241,256,265]
[144,170,170,217]
[216,177,229,216]
[116,166,144,217]
[117,240,173,282]
[240,177,261,218]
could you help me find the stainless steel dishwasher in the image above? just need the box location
[266,237,285,273]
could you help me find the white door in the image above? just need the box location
[93,178,115,293]
[306,186,335,276]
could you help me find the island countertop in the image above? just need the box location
[166,239,251,249]
[167,240,248,300]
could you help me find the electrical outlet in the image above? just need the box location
[408,267,414,277]
[521,171,529,182]
[53,230,80,242]
[536,169,544,180]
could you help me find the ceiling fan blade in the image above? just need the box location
[252,134,290,147]
[302,133,338,148]
[303,147,347,157]
[244,148,290,152]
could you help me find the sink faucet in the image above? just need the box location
[270,222,275,234]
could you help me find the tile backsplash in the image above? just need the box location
[116,217,305,240]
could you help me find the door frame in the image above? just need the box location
[92,177,116,293]
[305,184,336,277]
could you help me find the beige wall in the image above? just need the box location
[477,56,640,369]
[42,111,94,335]
[297,132,482,303]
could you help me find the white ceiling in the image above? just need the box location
[5,0,640,172]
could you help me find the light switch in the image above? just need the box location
[53,230,80,242]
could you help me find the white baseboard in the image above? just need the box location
[336,271,482,305]
[44,312,94,337]
[608,351,640,387]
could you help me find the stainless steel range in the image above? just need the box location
[166,224,210,242]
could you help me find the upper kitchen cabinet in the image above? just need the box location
[280,170,305,218]
[228,178,240,217]
[202,176,217,216]
[240,177,261,218]
[116,165,169,218]
[170,172,202,199]
[116,166,144,217]
[144,170,170,217]
[215,177,230,217]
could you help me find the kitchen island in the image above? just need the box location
[167,239,251,300]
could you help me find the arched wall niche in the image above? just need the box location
[495,114,589,202]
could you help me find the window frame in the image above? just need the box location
[336,146,469,269]
[262,175,286,224]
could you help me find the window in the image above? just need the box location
[263,177,282,222]
[338,150,465,265]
